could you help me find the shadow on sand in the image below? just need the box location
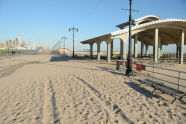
[95,65,161,99]
[98,66,160,99]
[97,65,160,99]
[97,66,124,75]
[125,82,160,99]
[50,56,74,62]
[50,56,92,62]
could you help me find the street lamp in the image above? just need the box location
[69,26,78,58]
[126,0,133,76]
[61,36,67,55]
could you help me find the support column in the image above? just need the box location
[145,45,149,55]
[180,30,185,64]
[176,44,179,58]
[121,39,127,59]
[154,28,159,63]
[90,43,93,58]
[141,41,144,57]
[177,41,181,58]
[107,42,111,63]
[120,40,123,58]
[160,45,163,56]
[134,34,138,58]
[158,37,161,58]
[97,43,101,61]
[111,40,114,58]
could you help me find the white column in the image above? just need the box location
[111,40,113,57]
[176,44,179,58]
[141,41,144,57]
[145,45,149,55]
[90,43,93,58]
[97,43,101,61]
[120,40,123,58]
[107,42,111,63]
[160,45,163,57]
[134,34,138,58]
[154,28,159,63]
[158,37,161,58]
[121,39,127,59]
[180,30,185,64]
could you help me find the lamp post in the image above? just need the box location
[126,0,133,76]
[69,26,78,58]
[61,36,67,55]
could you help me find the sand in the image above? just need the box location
[0,55,185,124]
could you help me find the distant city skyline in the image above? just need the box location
[0,36,31,50]
[0,0,185,52]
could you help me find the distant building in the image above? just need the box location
[58,48,69,55]
[0,42,6,49]
[35,46,51,53]
[0,36,30,50]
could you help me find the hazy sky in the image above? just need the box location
[0,0,186,51]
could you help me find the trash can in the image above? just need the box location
[116,61,120,70]
[136,64,142,71]
[141,64,146,70]
[116,60,125,71]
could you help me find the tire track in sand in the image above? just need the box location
[74,75,133,124]
[0,61,40,79]
[42,80,61,124]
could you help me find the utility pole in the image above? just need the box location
[69,26,78,58]
[126,0,133,76]
[61,36,67,55]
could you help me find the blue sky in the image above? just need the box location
[0,0,186,51]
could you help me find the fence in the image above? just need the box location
[134,63,186,92]
[134,57,186,67]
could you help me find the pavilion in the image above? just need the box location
[81,15,186,64]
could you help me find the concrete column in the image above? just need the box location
[141,41,144,57]
[90,44,93,58]
[111,40,114,57]
[176,44,179,58]
[179,45,181,58]
[121,39,127,59]
[160,45,163,57]
[120,40,123,58]
[145,45,149,55]
[158,37,161,58]
[154,28,159,63]
[180,30,185,64]
[177,41,181,58]
[107,42,111,63]
[134,34,138,58]
[97,43,101,61]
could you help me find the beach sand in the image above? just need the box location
[0,55,185,124]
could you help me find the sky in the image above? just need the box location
[0,0,186,52]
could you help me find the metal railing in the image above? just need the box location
[134,63,186,92]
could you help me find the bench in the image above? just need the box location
[138,79,186,104]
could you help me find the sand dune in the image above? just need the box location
[0,55,185,124]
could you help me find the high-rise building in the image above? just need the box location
[1,36,29,49]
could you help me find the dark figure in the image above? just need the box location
[11,51,16,55]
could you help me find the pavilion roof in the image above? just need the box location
[116,15,160,29]
[81,16,186,45]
